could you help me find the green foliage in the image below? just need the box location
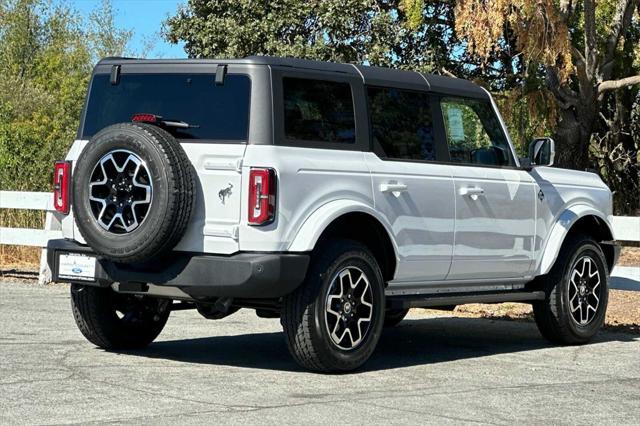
[164,0,458,72]
[0,0,136,232]
[0,0,133,194]
[86,0,132,62]
[401,0,425,31]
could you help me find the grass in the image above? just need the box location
[0,245,41,269]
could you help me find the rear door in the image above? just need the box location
[364,86,455,285]
[437,96,536,280]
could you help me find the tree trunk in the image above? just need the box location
[553,103,597,170]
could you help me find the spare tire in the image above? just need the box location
[72,122,195,263]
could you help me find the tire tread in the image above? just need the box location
[533,233,609,345]
[281,239,384,372]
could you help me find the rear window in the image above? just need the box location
[367,87,436,161]
[283,77,355,144]
[81,73,251,140]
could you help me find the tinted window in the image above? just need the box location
[283,78,355,143]
[82,74,251,140]
[440,97,514,166]
[367,87,436,161]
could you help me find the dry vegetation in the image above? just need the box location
[619,246,640,266]
[0,245,41,270]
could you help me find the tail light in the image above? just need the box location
[131,113,160,123]
[53,161,72,214]
[248,168,276,225]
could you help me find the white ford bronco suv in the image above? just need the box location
[48,57,620,372]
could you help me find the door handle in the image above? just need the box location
[379,182,408,198]
[459,186,485,200]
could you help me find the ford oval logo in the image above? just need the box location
[72,267,83,274]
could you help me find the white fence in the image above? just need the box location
[3,190,638,245]
[0,190,639,285]
[612,216,640,242]
[1,191,63,284]
[1,191,63,246]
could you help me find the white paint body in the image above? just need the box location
[61,122,615,294]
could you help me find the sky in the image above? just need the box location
[57,0,188,58]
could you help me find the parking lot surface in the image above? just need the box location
[1,280,639,425]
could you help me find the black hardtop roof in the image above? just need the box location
[96,56,488,99]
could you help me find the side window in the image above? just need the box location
[367,87,436,161]
[440,97,514,166]
[283,77,355,144]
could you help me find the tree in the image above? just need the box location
[164,0,459,72]
[406,0,640,160]
[0,0,135,233]
[165,0,639,213]
[86,0,132,62]
[406,0,640,213]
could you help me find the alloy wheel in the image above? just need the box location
[88,150,152,233]
[568,255,602,326]
[324,266,374,350]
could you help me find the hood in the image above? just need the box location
[529,166,609,191]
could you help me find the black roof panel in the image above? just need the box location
[354,64,429,92]
[421,73,487,99]
[96,56,489,99]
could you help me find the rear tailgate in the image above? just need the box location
[68,63,263,255]
[173,143,246,254]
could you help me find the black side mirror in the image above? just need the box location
[528,137,555,167]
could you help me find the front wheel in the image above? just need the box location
[533,235,609,344]
[71,284,170,349]
[281,240,385,372]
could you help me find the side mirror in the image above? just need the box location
[528,137,555,167]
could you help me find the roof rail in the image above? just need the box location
[98,56,138,63]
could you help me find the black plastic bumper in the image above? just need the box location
[47,239,310,299]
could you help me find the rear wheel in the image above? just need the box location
[71,284,170,349]
[281,240,385,372]
[533,235,609,344]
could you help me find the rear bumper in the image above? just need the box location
[47,239,309,299]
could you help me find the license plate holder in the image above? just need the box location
[58,253,97,282]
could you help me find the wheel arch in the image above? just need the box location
[288,201,398,282]
[537,205,615,276]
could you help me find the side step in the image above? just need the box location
[387,291,546,310]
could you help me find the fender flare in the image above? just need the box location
[288,199,398,257]
[536,204,614,275]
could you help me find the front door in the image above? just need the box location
[438,96,536,280]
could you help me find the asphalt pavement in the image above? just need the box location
[1,280,639,425]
